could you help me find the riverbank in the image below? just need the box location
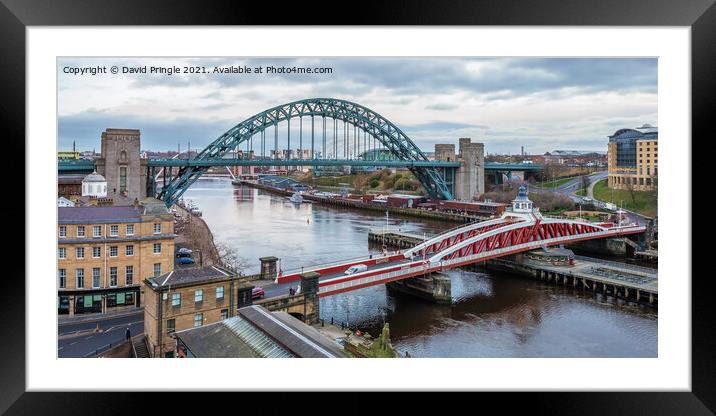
[238,180,483,224]
[175,205,221,266]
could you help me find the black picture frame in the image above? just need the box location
[3,0,710,413]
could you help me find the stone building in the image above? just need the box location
[143,266,253,358]
[95,128,148,200]
[57,200,175,315]
[607,124,658,191]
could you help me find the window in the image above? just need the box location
[58,269,66,288]
[120,166,127,193]
[75,268,84,288]
[195,289,203,303]
[77,226,85,238]
[125,265,134,285]
[167,319,176,334]
[216,286,224,300]
[153,243,162,254]
[194,313,203,327]
[172,292,181,307]
[220,309,228,320]
[125,245,134,256]
[153,223,161,234]
[93,226,101,238]
[126,224,134,235]
[110,225,118,237]
[109,267,118,287]
[109,246,118,257]
[59,226,67,238]
[153,263,161,277]
[92,268,101,288]
[92,246,101,258]
[76,247,84,259]
[58,247,66,259]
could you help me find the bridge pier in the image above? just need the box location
[386,273,452,304]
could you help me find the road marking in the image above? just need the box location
[104,320,143,333]
[70,342,78,346]
[58,346,64,351]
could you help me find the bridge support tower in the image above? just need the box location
[435,138,484,201]
[95,128,147,200]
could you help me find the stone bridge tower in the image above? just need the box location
[95,128,148,201]
[436,138,484,201]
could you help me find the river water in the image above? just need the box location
[183,179,657,358]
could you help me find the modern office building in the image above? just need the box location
[57,199,176,315]
[607,124,658,191]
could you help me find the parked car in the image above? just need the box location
[344,264,368,275]
[178,257,195,265]
[252,287,265,299]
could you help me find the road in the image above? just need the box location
[258,254,419,299]
[533,171,647,226]
[534,171,608,203]
[58,310,144,357]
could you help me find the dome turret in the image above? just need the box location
[82,170,107,197]
[511,185,533,213]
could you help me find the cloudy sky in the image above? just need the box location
[57,57,657,155]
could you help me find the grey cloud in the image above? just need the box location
[58,111,236,151]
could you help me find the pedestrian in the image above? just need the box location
[125,327,131,340]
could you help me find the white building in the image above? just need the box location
[81,171,108,198]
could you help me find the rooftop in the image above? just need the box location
[174,305,346,358]
[609,125,658,142]
[58,174,87,185]
[146,265,235,289]
[58,205,142,224]
[82,171,106,183]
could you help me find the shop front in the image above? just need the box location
[58,286,141,315]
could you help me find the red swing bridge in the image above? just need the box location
[272,186,645,298]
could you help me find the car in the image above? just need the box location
[252,287,265,299]
[178,257,195,265]
[344,264,368,275]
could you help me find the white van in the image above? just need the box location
[344,264,368,275]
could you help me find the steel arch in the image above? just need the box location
[157,98,454,206]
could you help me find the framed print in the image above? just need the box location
[5,0,712,413]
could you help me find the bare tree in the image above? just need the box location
[624,177,637,205]
[215,242,250,273]
[581,175,590,195]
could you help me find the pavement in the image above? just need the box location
[58,306,142,326]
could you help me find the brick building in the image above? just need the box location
[57,199,175,315]
[143,266,253,358]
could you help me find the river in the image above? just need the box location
[182,179,657,358]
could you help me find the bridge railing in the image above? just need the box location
[280,251,401,276]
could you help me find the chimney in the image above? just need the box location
[133,198,139,209]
